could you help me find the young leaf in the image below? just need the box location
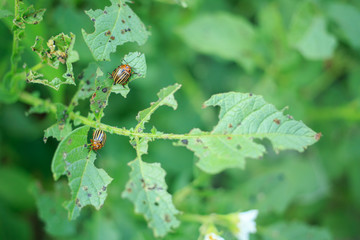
[44,103,72,142]
[135,83,181,132]
[82,0,150,61]
[27,33,79,90]
[177,13,256,71]
[122,158,180,237]
[51,126,113,220]
[178,92,319,174]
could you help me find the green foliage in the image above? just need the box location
[1,0,360,239]
[179,92,318,173]
[82,0,150,61]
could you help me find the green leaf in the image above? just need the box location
[82,0,150,61]
[288,2,337,60]
[327,3,360,50]
[31,184,77,237]
[178,13,256,71]
[27,33,79,90]
[136,83,181,131]
[122,158,180,237]
[90,52,146,120]
[51,126,113,220]
[178,92,319,174]
[263,222,333,240]
[44,103,72,142]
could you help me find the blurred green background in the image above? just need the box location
[1,0,360,239]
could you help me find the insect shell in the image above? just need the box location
[90,129,107,151]
[111,64,132,85]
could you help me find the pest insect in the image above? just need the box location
[89,129,107,151]
[111,64,132,85]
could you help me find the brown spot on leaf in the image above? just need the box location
[102,186,107,191]
[228,123,233,128]
[315,132,322,141]
[91,18,95,22]
[273,118,280,124]
[105,30,111,36]
[103,10,107,14]
[102,87,108,93]
[164,214,171,222]
[227,136,232,140]
[110,36,115,40]
[67,138,72,145]
[122,19,125,23]
[181,139,188,145]
[83,186,88,191]
[127,188,132,193]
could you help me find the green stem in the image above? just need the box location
[10,0,20,75]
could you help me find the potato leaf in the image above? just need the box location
[82,0,149,61]
[178,92,320,173]
[122,158,180,237]
[51,126,113,220]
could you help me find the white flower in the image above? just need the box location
[204,232,225,240]
[235,209,259,240]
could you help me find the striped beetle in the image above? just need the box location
[90,129,107,151]
[111,64,132,85]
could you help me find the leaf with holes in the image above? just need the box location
[27,33,79,90]
[51,126,113,220]
[13,2,46,28]
[136,83,181,131]
[177,92,319,174]
[44,104,72,142]
[122,158,180,237]
[82,0,149,61]
[77,62,98,101]
[90,52,146,120]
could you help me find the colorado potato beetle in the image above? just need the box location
[90,129,107,151]
[111,64,132,85]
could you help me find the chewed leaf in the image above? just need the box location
[51,126,113,220]
[90,52,146,120]
[82,0,150,61]
[13,2,46,28]
[136,84,181,131]
[77,63,98,101]
[122,159,180,237]
[89,68,112,120]
[27,33,79,90]
[44,104,72,142]
[178,92,319,173]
